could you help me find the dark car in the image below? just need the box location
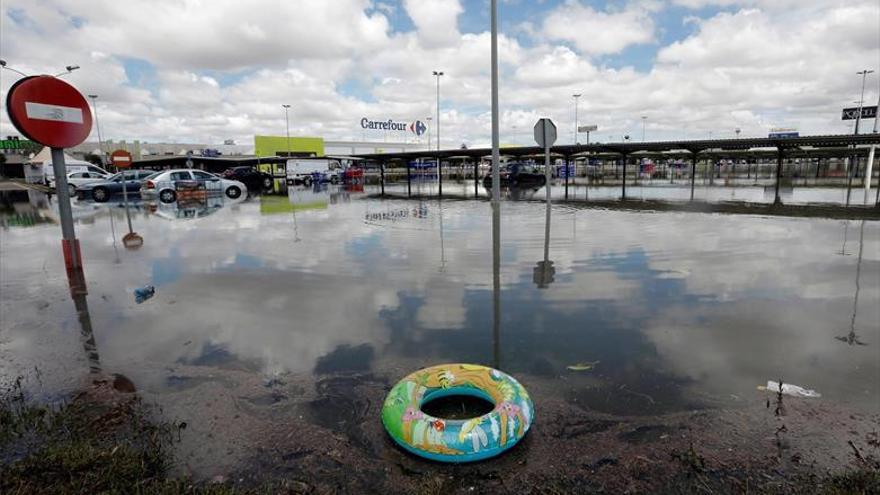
[77,170,158,202]
[221,166,274,191]
[483,163,547,188]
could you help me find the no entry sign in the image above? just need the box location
[111,149,133,168]
[5,75,92,148]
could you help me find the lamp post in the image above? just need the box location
[55,65,80,77]
[573,94,581,144]
[433,70,444,151]
[853,70,874,136]
[0,59,28,77]
[282,104,291,158]
[735,128,741,139]
[87,95,106,167]
[846,70,874,205]
[426,116,432,150]
[641,115,647,142]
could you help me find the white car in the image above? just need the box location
[141,169,247,203]
[60,171,111,196]
[47,164,112,189]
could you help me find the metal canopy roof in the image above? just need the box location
[352,133,880,162]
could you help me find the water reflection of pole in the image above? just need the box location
[68,265,101,374]
[438,199,446,272]
[108,209,120,264]
[492,200,501,370]
[837,220,867,346]
[838,221,849,256]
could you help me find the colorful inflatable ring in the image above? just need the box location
[381,363,534,463]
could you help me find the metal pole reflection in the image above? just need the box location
[492,200,501,370]
[67,265,101,374]
[837,220,867,346]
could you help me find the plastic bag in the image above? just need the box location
[759,380,821,398]
[134,285,156,304]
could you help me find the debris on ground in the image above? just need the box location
[134,285,156,304]
[566,361,600,371]
[758,380,821,398]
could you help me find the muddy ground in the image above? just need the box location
[136,364,880,494]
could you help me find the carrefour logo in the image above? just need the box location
[410,120,427,136]
[361,118,407,131]
[360,118,427,135]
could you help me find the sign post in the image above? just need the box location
[534,118,557,287]
[6,75,93,272]
[110,149,142,248]
[578,124,598,145]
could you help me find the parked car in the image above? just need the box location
[286,158,341,185]
[482,163,547,188]
[221,166,274,191]
[62,171,111,196]
[142,169,246,203]
[47,163,112,188]
[76,170,158,202]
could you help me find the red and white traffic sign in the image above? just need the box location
[5,75,93,148]
[110,149,133,168]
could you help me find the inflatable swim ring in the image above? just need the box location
[381,363,534,463]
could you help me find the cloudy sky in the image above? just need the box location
[1,0,878,148]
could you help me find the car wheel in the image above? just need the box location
[303,177,312,187]
[226,186,241,199]
[330,176,339,185]
[68,184,77,196]
[92,187,109,203]
[159,189,177,203]
[262,177,273,189]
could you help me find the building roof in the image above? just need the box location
[351,133,880,162]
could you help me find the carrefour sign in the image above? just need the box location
[360,118,427,135]
[361,118,407,131]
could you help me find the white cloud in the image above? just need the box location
[0,0,878,148]
[403,0,464,49]
[542,1,656,56]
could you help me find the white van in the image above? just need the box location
[285,158,341,185]
[45,163,112,188]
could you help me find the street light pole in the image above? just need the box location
[848,69,874,205]
[853,70,873,136]
[490,2,500,204]
[573,94,581,144]
[433,71,444,151]
[641,115,647,142]
[426,116,432,150]
[87,95,105,166]
[282,104,291,158]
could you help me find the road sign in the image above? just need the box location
[534,118,557,148]
[578,125,598,133]
[5,75,93,148]
[842,106,877,120]
[769,131,799,139]
[110,149,133,168]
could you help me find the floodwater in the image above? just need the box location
[383,177,880,205]
[1,183,879,487]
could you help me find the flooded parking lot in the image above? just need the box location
[1,184,879,492]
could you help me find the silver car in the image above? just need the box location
[141,169,247,203]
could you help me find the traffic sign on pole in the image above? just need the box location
[534,118,557,148]
[842,106,877,121]
[6,75,93,274]
[110,149,133,168]
[6,76,93,148]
